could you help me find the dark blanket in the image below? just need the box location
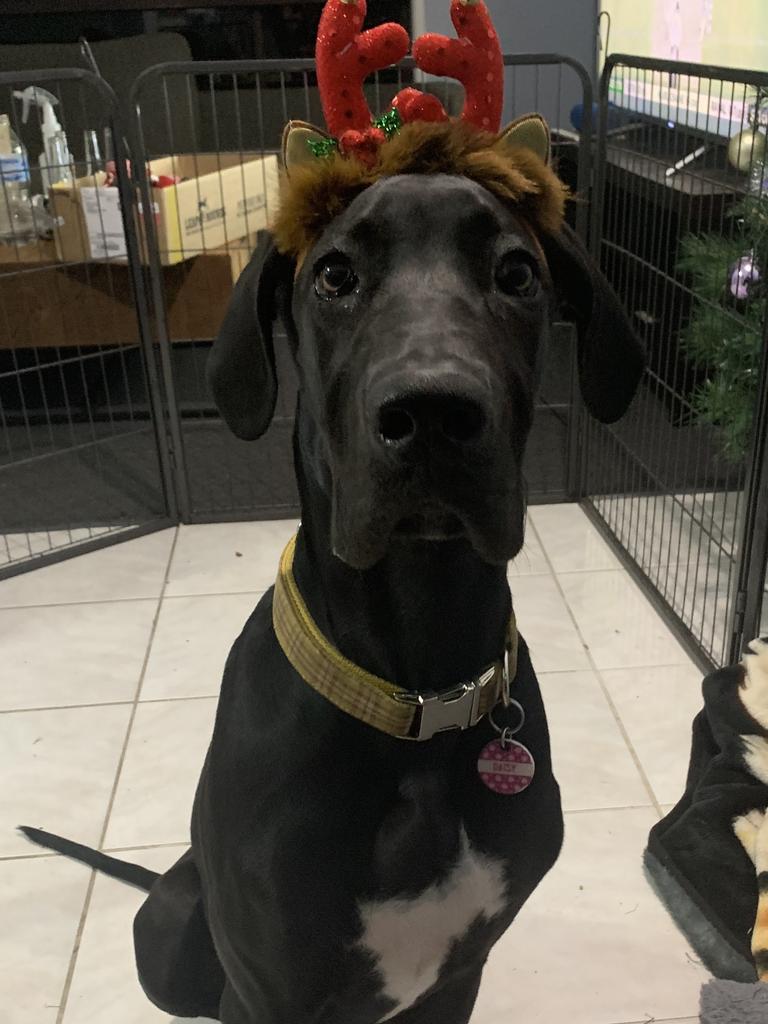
[645,638,768,982]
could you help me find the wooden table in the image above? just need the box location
[0,239,251,349]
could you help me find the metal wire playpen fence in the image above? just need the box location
[0,56,592,583]
[1,49,766,671]
[0,69,174,580]
[584,54,768,667]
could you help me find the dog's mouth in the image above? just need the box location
[329,419,527,569]
[393,508,465,541]
[331,469,525,569]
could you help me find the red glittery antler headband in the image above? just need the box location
[316,0,503,163]
[281,0,553,174]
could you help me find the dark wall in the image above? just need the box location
[0,3,411,60]
[419,0,597,130]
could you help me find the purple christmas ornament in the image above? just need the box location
[729,251,761,301]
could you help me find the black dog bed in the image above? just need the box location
[645,639,768,984]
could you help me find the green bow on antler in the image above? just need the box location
[306,136,340,159]
[373,107,403,138]
[304,107,404,160]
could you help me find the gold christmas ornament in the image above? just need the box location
[728,129,767,173]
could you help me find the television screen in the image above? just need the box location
[600,0,768,137]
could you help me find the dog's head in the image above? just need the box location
[208,2,644,570]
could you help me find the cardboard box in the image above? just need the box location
[0,235,258,350]
[0,238,58,265]
[50,152,279,266]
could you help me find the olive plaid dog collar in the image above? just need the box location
[272,534,518,740]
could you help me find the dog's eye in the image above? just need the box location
[315,260,357,299]
[495,254,539,298]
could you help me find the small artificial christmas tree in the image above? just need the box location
[677,92,768,461]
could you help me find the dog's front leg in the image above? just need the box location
[217,979,267,1024]
[384,965,485,1024]
[216,965,484,1024]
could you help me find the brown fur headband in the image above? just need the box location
[271,120,569,262]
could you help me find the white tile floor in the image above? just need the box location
[1,505,710,1024]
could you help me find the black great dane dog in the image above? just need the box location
[21,2,644,1021]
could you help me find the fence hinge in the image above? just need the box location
[164,429,177,471]
[733,589,748,637]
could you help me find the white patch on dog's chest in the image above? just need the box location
[358,829,507,1021]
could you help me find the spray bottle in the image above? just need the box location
[13,86,74,191]
[0,113,36,244]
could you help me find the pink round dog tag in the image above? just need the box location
[477,738,535,795]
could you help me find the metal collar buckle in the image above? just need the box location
[397,665,499,741]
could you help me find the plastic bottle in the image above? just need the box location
[13,86,74,191]
[0,113,36,244]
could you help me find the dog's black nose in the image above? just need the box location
[376,386,488,450]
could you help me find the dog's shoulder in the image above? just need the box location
[211,586,291,736]
[221,587,277,672]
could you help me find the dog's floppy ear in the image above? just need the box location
[540,223,645,424]
[207,234,295,440]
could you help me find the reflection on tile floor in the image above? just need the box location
[0,525,138,573]
[593,490,768,664]
[1,506,711,1023]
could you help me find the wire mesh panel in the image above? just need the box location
[737,332,768,648]
[130,54,592,522]
[586,55,768,667]
[0,69,173,579]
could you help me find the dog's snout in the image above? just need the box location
[375,384,489,451]
[440,398,486,443]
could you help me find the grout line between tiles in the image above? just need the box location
[0,693,220,716]
[529,565,625,575]
[0,841,192,864]
[528,517,665,819]
[0,700,135,716]
[101,841,190,855]
[537,661,696,677]
[53,526,180,1024]
[161,588,266,600]
[613,1017,699,1024]
[135,693,218,705]
[0,595,163,611]
[0,587,267,613]
[563,804,656,816]
[154,588,271,601]
[0,850,60,862]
